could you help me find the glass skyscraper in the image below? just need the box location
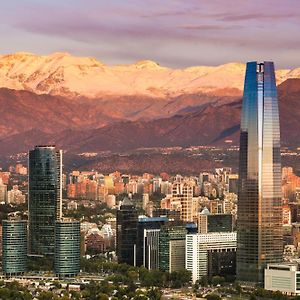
[159,225,187,273]
[2,219,27,276]
[54,219,80,277]
[116,197,138,265]
[28,145,62,256]
[237,62,283,283]
[136,217,168,269]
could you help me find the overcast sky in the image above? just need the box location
[1,0,300,68]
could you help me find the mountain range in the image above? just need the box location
[0,52,300,160]
[1,52,300,98]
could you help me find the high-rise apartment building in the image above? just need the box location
[54,219,80,278]
[186,232,237,283]
[172,181,196,222]
[116,197,138,265]
[237,62,283,283]
[28,145,62,256]
[2,219,27,276]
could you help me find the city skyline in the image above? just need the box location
[0,0,300,297]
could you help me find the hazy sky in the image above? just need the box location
[1,0,300,68]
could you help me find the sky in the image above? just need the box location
[1,0,300,68]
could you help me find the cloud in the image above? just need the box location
[218,12,298,22]
[1,0,300,68]
[179,24,242,31]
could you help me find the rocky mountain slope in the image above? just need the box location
[0,79,300,155]
[0,87,241,139]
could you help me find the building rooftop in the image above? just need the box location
[121,196,133,207]
[200,207,211,215]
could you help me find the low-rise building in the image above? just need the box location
[265,263,300,295]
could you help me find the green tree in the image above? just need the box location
[206,294,221,300]
[140,269,165,287]
[211,276,225,286]
[70,291,81,300]
[37,291,57,300]
[200,275,208,287]
[96,293,109,300]
[146,287,162,300]
[273,290,289,300]
[168,269,191,288]
[235,283,242,294]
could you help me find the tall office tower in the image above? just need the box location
[2,219,27,276]
[136,216,168,269]
[116,197,138,265]
[28,145,62,256]
[159,225,187,273]
[237,62,283,283]
[54,219,80,278]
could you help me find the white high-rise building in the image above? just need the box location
[186,232,237,283]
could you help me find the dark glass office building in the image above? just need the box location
[208,250,236,279]
[198,212,233,234]
[116,197,138,265]
[237,62,283,283]
[28,145,62,256]
[2,219,27,276]
[54,219,80,277]
[136,217,168,268]
[159,225,187,273]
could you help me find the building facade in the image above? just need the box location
[143,229,160,270]
[28,145,62,256]
[265,263,300,295]
[54,219,80,277]
[2,219,27,276]
[159,225,186,273]
[136,217,168,268]
[116,197,138,265]
[198,210,233,234]
[186,232,237,283]
[237,62,283,283]
[172,181,194,222]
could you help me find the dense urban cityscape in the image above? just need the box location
[0,62,299,300]
[1,0,300,299]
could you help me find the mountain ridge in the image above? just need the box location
[0,52,299,98]
[1,78,300,155]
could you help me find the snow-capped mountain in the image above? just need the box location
[0,52,298,98]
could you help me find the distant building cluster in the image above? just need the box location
[0,164,27,205]
[116,193,236,283]
[66,171,169,208]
